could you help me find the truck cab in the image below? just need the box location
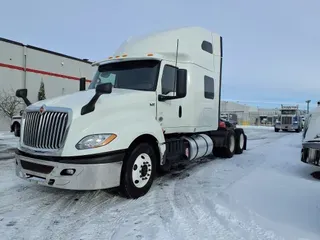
[14,27,247,199]
[301,102,320,166]
[274,105,302,132]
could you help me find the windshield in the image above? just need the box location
[281,110,296,115]
[89,60,160,91]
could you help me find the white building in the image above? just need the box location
[221,101,280,125]
[0,37,96,130]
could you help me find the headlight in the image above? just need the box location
[75,134,117,150]
[294,121,298,124]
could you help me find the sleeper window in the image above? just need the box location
[204,76,214,99]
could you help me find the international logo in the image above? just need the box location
[39,105,46,115]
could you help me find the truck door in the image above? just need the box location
[156,63,183,133]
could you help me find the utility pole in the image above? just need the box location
[306,100,311,114]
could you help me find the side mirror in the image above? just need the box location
[96,83,112,95]
[176,69,187,98]
[79,77,86,91]
[16,89,31,106]
[16,89,28,98]
[81,83,112,115]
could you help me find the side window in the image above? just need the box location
[204,76,214,99]
[161,65,177,95]
[201,41,213,54]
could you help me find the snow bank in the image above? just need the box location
[0,131,18,160]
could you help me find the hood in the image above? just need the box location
[29,88,156,119]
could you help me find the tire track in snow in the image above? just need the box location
[149,131,293,239]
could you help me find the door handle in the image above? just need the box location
[150,102,155,106]
[179,106,182,118]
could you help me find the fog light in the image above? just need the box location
[60,169,76,176]
[48,179,55,185]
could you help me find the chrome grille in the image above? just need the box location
[23,111,69,149]
[281,116,292,124]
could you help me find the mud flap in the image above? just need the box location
[301,148,308,163]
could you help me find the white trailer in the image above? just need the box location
[0,37,95,132]
[14,27,248,199]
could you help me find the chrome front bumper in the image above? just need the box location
[281,124,298,130]
[15,150,124,190]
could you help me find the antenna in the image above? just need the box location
[175,39,179,67]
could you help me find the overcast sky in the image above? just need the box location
[1,0,319,109]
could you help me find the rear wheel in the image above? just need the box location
[235,131,245,154]
[221,130,236,158]
[120,143,156,199]
[274,128,279,132]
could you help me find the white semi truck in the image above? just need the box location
[14,27,247,199]
[301,101,320,166]
[10,110,24,137]
[274,104,303,132]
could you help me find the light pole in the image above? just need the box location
[306,100,311,114]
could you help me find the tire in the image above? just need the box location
[221,130,236,158]
[235,131,245,154]
[14,124,20,137]
[120,143,156,199]
[213,147,224,158]
[274,128,279,132]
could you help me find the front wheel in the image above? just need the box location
[120,143,156,199]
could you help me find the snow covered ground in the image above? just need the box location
[1,127,320,240]
[0,132,18,160]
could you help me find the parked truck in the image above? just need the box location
[14,27,247,199]
[301,101,320,166]
[274,104,303,132]
[10,110,24,137]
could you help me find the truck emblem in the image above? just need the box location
[39,105,46,115]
